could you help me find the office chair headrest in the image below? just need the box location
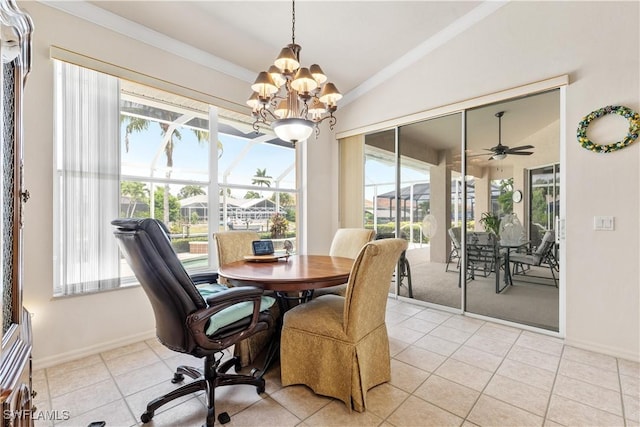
[112,218,171,235]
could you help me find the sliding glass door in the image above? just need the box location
[357,88,561,332]
[397,114,463,307]
[464,90,560,331]
[364,114,463,307]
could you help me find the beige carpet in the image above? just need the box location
[394,246,559,331]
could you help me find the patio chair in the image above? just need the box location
[510,230,558,287]
[466,231,500,279]
[375,232,413,298]
[446,227,462,272]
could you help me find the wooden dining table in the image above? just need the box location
[218,254,354,301]
[219,254,354,375]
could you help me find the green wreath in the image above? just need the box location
[577,105,640,153]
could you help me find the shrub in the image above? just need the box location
[170,236,207,253]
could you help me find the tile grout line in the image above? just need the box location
[384,304,456,425]
[392,304,489,425]
[394,304,569,425]
[99,345,142,426]
[459,326,528,425]
[542,343,565,426]
[616,358,628,427]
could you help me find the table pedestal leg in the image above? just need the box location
[256,290,314,378]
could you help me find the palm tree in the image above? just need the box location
[121,181,149,217]
[121,112,208,225]
[121,116,149,152]
[178,185,206,199]
[271,192,294,207]
[251,168,272,189]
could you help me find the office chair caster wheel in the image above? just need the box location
[140,411,154,423]
[217,412,231,424]
[256,378,265,394]
[171,373,184,383]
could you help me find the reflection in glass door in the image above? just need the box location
[364,114,464,308]
[363,129,398,295]
[464,90,560,331]
[358,89,561,332]
[529,164,560,247]
[398,114,464,309]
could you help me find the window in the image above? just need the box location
[53,61,297,296]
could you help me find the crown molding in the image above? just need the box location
[340,1,509,107]
[39,0,507,106]
[38,0,256,83]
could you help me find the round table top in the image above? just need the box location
[218,254,353,292]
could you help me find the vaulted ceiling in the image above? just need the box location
[47,1,505,105]
[45,1,559,162]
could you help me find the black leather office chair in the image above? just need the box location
[112,218,274,426]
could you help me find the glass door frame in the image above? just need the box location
[351,76,567,337]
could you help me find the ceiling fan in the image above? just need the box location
[479,111,534,160]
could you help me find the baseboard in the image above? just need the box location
[33,329,156,370]
[564,337,640,363]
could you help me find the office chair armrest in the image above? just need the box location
[187,287,268,349]
[189,272,220,285]
[203,286,263,307]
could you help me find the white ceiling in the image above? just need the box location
[44,0,559,165]
[46,0,505,104]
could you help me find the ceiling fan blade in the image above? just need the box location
[487,144,507,152]
[508,144,535,151]
[506,151,533,155]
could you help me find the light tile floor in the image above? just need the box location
[33,299,639,426]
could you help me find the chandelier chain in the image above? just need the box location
[291,0,296,44]
[248,0,341,144]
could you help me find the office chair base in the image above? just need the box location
[140,354,265,427]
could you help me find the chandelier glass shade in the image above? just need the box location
[247,0,341,145]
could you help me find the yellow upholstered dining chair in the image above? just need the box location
[329,228,376,258]
[213,230,279,367]
[280,238,408,412]
[313,228,376,297]
[214,230,260,278]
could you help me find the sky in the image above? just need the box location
[119,114,431,203]
[120,121,296,198]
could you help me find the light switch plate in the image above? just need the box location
[593,216,615,231]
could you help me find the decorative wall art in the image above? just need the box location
[577,105,639,153]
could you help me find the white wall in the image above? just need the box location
[19,1,335,367]
[19,1,639,366]
[337,2,639,361]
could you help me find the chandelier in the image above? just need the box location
[247,0,342,145]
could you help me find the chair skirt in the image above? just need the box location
[280,296,391,412]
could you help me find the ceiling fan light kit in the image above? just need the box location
[484,111,535,160]
[247,0,341,145]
